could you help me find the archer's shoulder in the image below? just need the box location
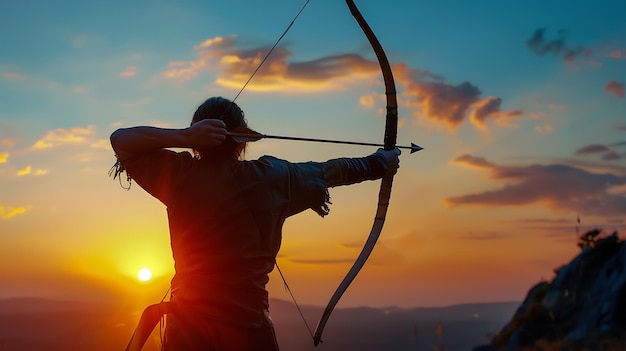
[235,155,289,172]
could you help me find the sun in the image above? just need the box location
[137,268,152,282]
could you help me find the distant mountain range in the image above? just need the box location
[0,297,518,351]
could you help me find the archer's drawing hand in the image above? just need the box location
[187,119,228,150]
[376,148,401,176]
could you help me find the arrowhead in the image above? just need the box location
[410,142,423,154]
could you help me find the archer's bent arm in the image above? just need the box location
[321,148,400,188]
[110,120,227,161]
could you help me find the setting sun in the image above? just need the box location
[137,268,152,282]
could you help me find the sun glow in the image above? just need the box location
[137,268,152,282]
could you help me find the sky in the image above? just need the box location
[1,0,625,311]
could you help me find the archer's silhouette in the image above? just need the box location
[110,96,400,351]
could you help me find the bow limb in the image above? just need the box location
[312,0,398,346]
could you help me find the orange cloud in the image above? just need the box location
[0,151,8,163]
[394,64,521,130]
[72,86,89,94]
[16,166,31,176]
[605,81,624,98]
[470,96,522,128]
[1,137,18,148]
[90,139,112,150]
[608,50,626,59]
[0,206,27,219]
[32,126,96,149]
[3,72,23,80]
[162,36,521,130]
[452,154,494,169]
[120,66,137,78]
[446,155,626,216]
[535,124,553,134]
[163,35,381,92]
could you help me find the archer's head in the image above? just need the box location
[191,97,248,160]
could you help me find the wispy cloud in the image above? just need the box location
[16,166,31,176]
[535,124,554,134]
[120,66,137,78]
[2,72,23,80]
[32,126,96,149]
[446,154,626,216]
[0,206,27,219]
[162,35,380,92]
[575,143,623,161]
[605,80,624,98]
[1,137,18,148]
[0,152,8,163]
[15,166,45,176]
[608,50,626,59]
[461,232,511,240]
[526,28,589,63]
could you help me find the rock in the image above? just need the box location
[480,230,626,350]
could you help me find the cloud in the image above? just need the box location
[120,66,137,78]
[446,154,626,216]
[1,137,18,148]
[0,152,8,163]
[608,50,626,59]
[0,206,27,219]
[526,28,588,63]
[162,35,381,92]
[470,96,523,128]
[453,154,494,168]
[394,64,522,130]
[162,36,521,131]
[72,86,89,94]
[535,124,554,134]
[15,166,49,176]
[32,126,96,149]
[16,166,31,176]
[2,72,23,80]
[575,143,623,161]
[90,139,113,150]
[461,232,510,240]
[605,81,624,98]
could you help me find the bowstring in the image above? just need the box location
[229,0,311,106]
[276,263,315,339]
[225,0,315,339]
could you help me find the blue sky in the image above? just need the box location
[0,0,625,307]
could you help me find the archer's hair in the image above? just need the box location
[191,97,248,160]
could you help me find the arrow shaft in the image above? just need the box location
[228,132,420,152]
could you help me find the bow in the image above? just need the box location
[312,0,398,346]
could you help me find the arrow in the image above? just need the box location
[228,131,423,153]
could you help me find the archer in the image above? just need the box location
[110,96,400,351]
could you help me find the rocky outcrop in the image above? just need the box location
[473,230,626,351]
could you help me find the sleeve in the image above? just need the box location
[265,153,387,218]
[112,149,192,206]
[320,153,388,188]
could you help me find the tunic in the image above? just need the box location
[118,150,387,327]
